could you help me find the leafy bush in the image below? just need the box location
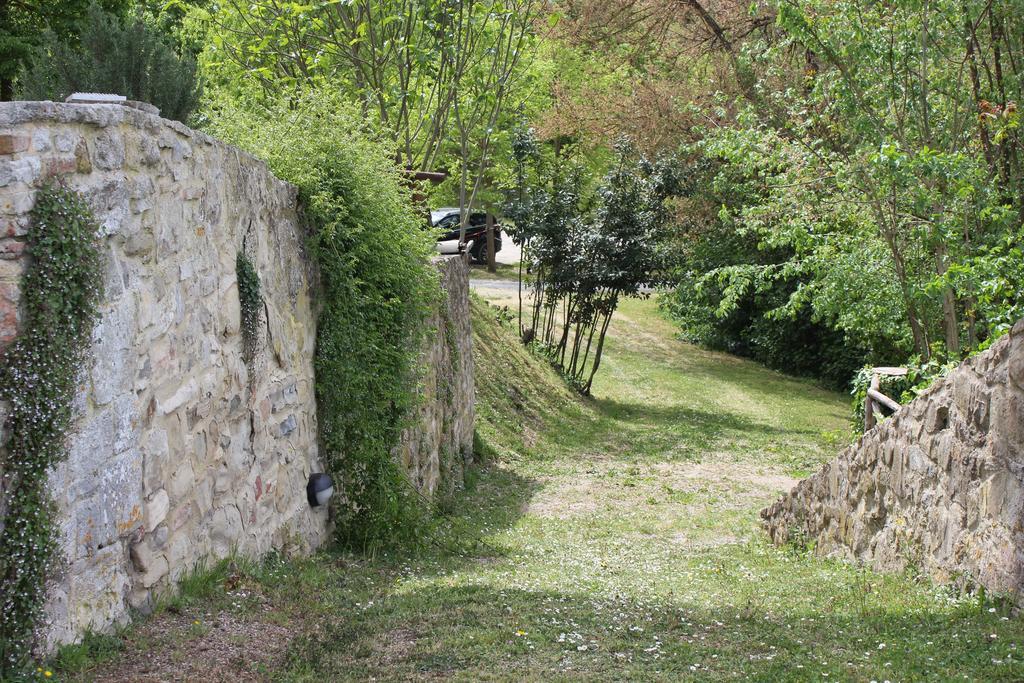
[20,2,201,123]
[204,89,440,549]
[661,156,871,389]
[666,271,867,390]
[946,227,1024,348]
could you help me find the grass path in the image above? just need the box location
[61,294,1024,681]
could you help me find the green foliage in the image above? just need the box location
[159,558,234,612]
[661,153,875,389]
[199,0,538,177]
[50,630,124,674]
[504,130,676,393]
[0,0,128,99]
[566,0,1024,395]
[850,356,959,435]
[204,89,440,549]
[20,2,201,122]
[946,227,1024,346]
[235,251,262,366]
[0,185,103,676]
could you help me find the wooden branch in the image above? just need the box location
[867,387,901,413]
[872,366,908,377]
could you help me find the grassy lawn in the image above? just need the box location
[466,261,525,281]
[57,293,1024,681]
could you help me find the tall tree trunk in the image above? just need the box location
[530,272,545,337]
[868,187,931,360]
[517,243,526,338]
[558,294,576,364]
[934,245,960,357]
[486,212,496,273]
[966,9,998,177]
[583,296,618,395]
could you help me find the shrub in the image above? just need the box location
[19,3,201,123]
[204,89,440,549]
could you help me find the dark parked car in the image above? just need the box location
[430,208,502,264]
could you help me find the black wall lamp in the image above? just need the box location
[306,473,334,508]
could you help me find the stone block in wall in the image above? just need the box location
[762,322,1024,602]
[394,256,476,499]
[0,133,29,154]
[0,101,330,651]
[144,489,169,532]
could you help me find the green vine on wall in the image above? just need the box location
[205,92,441,550]
[0,185,103,675]
[235,251,263,367]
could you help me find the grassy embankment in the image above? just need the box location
[55,291,1024,681]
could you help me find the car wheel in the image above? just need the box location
[473,241,488,265]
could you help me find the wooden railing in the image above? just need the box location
[864,366,907,431]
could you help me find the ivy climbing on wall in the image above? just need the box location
[235,250,263,367]
[206,91,441,550]
[0,185,103,675]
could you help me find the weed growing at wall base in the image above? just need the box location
[0,185,103,676]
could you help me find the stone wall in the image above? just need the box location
[396,256,475,497]
[0,102,329,648]
[762,320,1024,600]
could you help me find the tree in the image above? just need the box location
[20,3,202,122]
[451,0,536,255]
[544,0,1024,383]
[203,0,537,176]
[505,130,673,393]
[0,0,126,101]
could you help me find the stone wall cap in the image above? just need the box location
[0,101,295,194]
[65,92,127,104]
[65,94,161,116]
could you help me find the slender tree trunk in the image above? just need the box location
[558,295,576,364]
[882,230,929,358]
[935,244,960,356]
[542,300,552,345]
[517,243,525,338]
[545,299,558,345]
[966,9,998,177]
[920,0,931,144]
[570,306,595,378]
[486,212,496,273]
[869,190,930,359]
[583,295,618,395]
[989,12,1018,195]
[529,272,545,341]
[967,303,978,350]
[576,309,599,383]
